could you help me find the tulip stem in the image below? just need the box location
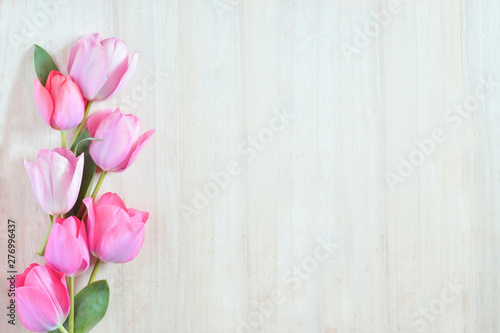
[70,101,93,148]
[36,215,54,256]
[61,130,66,148]
[88,259,102,285]
[69,277,75,333]
[91,171,107,199]
[58,326,69,333]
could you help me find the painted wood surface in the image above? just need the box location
[0,0,499,332]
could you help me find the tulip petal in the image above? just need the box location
[26,149,83,216]
[36,148,49,159]
[103,51,139,101]
[33,78,54,128]
[97,192,127,210]
[83,197,97,253]
[45,223,83,277]
[111,129,154,172]
[16,286,63,332]
[124,113,142,141]
[77,256,90,277]
[68,33,100,71]
[92,205,131,257]
[16,263,39,289]
[89,112,134,171]
[93,38,130,101]
[24,160,46,214]
[52,77,85,130]
[24,265,70,320]
[58,216,79,235]
[77,222,90,275]
[34,152,73,215]
[46,217,89,277]
[51,147,77,165]
[68,33,109,100]
[99,51,139,101]
[46,71,66,101]
[86,109,114,137]
[128,208,149,224]
[44,70,55,93]
[98,221,145,263]
[66,153,84,210]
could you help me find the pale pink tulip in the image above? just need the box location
[86,108,154,172]
[34,70,85,130]
[83,192,149,263]
[45,216,90,277]
[24,148,84,216]
[15,263,70,332]
[68,33,138,101]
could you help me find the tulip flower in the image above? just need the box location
[83,192,149,264]
[45,216,90,277]
[24,148,84,216]
[68,33,138,101]
[15,263,70,332]
[86,108,154,173]
[34,70,86,130]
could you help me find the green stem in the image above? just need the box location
[80,171,107,221]
[58,326,69,333]
[88,259,102,285]
[70,101,92,148]
[69,277,75,333]
[91,171,107,200]
[36,215,54,256]
[61,131,66,148]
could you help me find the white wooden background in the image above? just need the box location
[0,0,499,332]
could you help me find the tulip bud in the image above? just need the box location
[86,108,154,173]
[68,33,138,101]
[45,216,90,277]
[34,70,86,130]
[15,263,70,332]
[24,148,84,216]
[83,192,149,263]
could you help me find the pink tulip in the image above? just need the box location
[45,216,90,277]
[68,33,138,101]
[24,148,84,216]
[83,192,149,263]
[34,70,86,130]
[86,108,154,172]
[15,263,70,332]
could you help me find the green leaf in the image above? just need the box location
[34,45,58,85]
[70,129,97,216]
[49,280,110,333]
[73,280,110,333]
[73,138,102,155]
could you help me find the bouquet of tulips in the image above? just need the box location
[16,34,154,333]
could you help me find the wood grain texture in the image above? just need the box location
[0,0,499,332]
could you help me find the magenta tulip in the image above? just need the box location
[34,70,86,130]
[24,148,84,216]
[83,192,149,263]
[68,33,138,101]
[15,263,70,332]
[86,108,154,172]
[45,216,90,277]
